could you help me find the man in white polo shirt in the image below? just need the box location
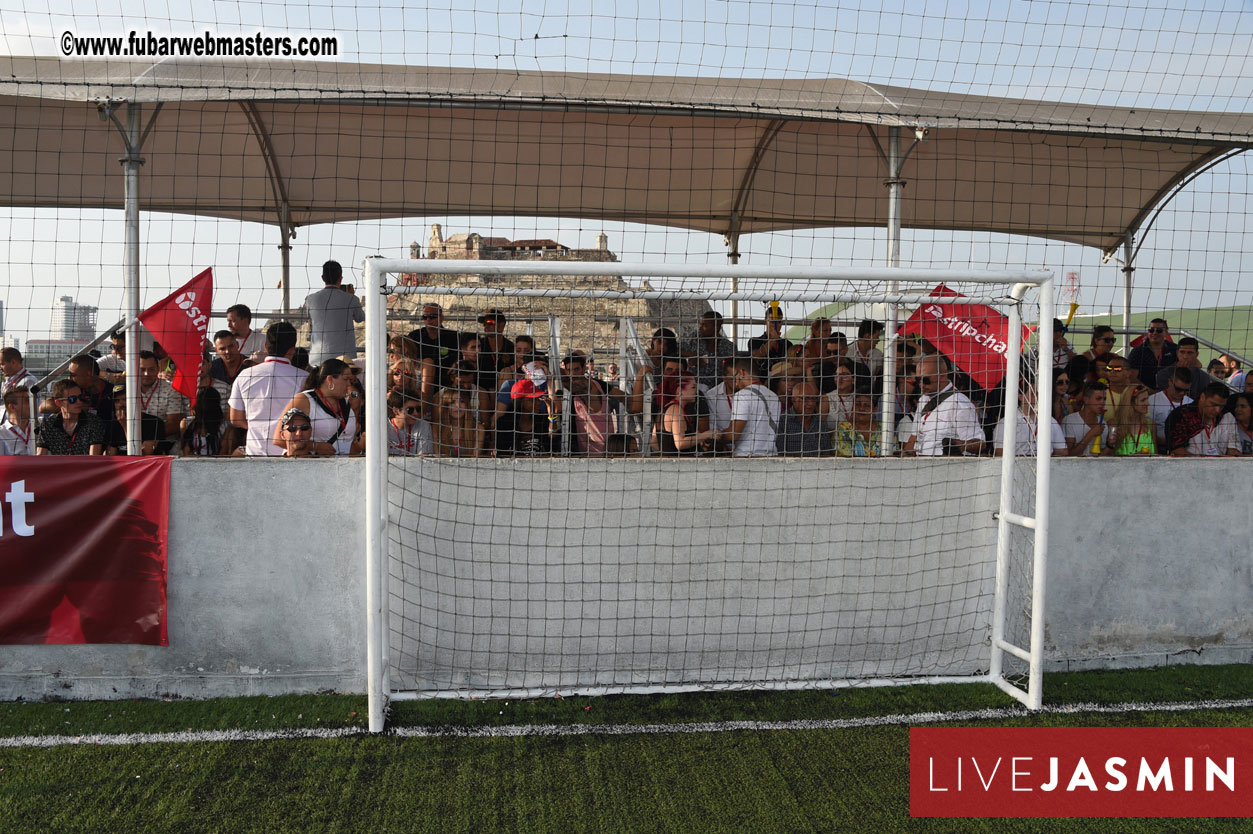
[228,322,307,456]
[905,354,986,456]
[719,356,780,457]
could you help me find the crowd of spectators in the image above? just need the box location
[5,299,1252,460]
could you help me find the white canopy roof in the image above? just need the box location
[1,57,1249,255]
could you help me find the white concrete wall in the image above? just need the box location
[1,457,1247,700]
[1044,457,1253,671]
[0,459,366,700]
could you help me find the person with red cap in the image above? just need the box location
[494,379,558,457]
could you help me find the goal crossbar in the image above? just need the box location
[373,257,1050,288]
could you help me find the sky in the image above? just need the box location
[0,0,1250,345]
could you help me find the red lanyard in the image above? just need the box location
[317,392,347,434]
[10,422,30,445]
[140,384,157,413]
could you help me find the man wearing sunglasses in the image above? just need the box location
[1154,337,1212,400]
[903,354,985,456]
[1128,318,1177,389]
[98,331,128,385]
[35,379,104,455]
[407,303,462,407]
[1148,366,1194,448]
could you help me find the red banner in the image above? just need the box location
[0,457,170,645]
[912,726,1251,817]
[901,285,1030,390]
[138,268,213,399]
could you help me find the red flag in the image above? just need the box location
[901,285,1030,390]
[137,268,213,399]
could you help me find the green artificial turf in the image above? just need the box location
[3,712,1252,833]
[0,665,1249,834]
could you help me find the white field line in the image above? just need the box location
[3,698,1251,749]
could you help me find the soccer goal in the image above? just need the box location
[361,258,1053,732]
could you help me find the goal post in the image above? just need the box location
[363,258,1052,732]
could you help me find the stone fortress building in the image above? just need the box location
[388,225,712,358]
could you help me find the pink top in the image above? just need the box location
[572,379,611,456]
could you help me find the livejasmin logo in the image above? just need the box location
[927,753,1235,793]
[910,727,1251,817]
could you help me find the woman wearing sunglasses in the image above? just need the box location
[1081,325,1118,365]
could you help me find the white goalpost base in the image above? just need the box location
[362,259,1052,733]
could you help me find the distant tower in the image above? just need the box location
[51,295,97,341]
[597,232,609,251]
[429,223,444,255]
[410,240,422,259]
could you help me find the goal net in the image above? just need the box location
[362,259,1052,730]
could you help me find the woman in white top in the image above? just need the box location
[273,358,360,456]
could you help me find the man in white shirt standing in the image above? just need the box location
[226,304,267,362]
[228,322,308,456]
[719,357,780,457]
[905,354,985,456]
[305,260,365,366]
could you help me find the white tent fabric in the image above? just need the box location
[0,57,1249,254]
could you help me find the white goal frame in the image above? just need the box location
[362,258,1054,733]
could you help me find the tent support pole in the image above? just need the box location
[726,232,740,347]
[1122,232,1135,356]
[881,126,904,455]
[280,203,294,316]
[118,103,145,457]
[100,97,158,456]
